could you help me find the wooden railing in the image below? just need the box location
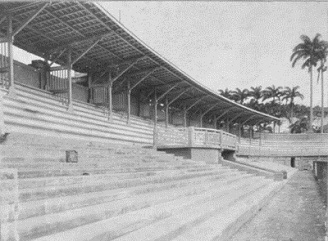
[155,126,238,150]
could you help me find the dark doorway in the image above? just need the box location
[291,157,295,168]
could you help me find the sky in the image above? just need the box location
[99,1,328,107]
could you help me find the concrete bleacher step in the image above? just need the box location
[10,171,251,240]
[14,162,214,178]
[108,176,272,241]
[17,165,221,189]
[17,167,228,203]
[17,169,242,221]
[172,181,282,241]
[30,174,266,241]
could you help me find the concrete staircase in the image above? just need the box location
[0,135,283,241]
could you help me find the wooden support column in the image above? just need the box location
[108,80,113,122]
[87,74,93,103]
[226,118,230,132]
[0,90,5,135]
[213,115,218,129]
[154,88,157,128]
[199,110,203,127]
[183,106,187,127]
[165,97,169,128]
[7,15,16,98]
[67,48,73,112]
[127,80,131,124]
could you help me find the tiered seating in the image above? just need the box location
[1,83,156,146]
[0,134,283,241]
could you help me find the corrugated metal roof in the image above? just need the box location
[0,1,280,125]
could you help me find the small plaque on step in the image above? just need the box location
[66,150,78,163]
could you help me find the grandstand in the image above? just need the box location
[0,2,326,241]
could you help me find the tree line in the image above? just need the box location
[218,85,307,123]
[218,33,328,133]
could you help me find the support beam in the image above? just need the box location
[111,57,143,83]
[185,96,207,112]
[71,38,101,65]
[130,68,158,91]
[7,15,16,98]
[12,3,48,37]
[199,104,219,128]
[229,112,245,123]
[167,87,192,106]
[67,48,73,112]
[215,107,237,126]
[156,83,180,102]
[49,48,66,67]
[241,114,257,126]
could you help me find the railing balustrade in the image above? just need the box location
[46,68,69,105]
[155,126,237,150]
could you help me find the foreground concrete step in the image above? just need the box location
[17,165,220,189]
[1,152,183,165]
[16,162,215,179]
[109,176,272,241]
[173,181,283,241]
[17,169,242,221]
[18,168,226,202]
[31,174,260,241]
[11,173,252,240]
[1,158,207,171]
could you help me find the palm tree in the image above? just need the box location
[281,86,304,121]
[232,88,249,105]
[263,85,283,104]
[248,86,263,110]
[218,88,234,100]
[290,34,326,131]
[316,43,328,133]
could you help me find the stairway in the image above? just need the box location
[0,134,283,241]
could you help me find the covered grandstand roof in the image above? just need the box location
[0,1,280,125]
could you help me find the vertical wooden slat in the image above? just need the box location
[67,48,73,111]
[127,80,131,124]
[7,15,15,97]
[108,81,113,121]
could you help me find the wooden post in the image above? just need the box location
[165,96,169,128]
[87,73,92,103]
[153,88,157,149]
[7,15,16,98]
[127,80,131,124]
[154,87,157,128]
[188,126,194,147]
[108,81,113,122]
[67,48,73,112]
[0,90,5,135]
[199,110,203,128]
[226,118,230,132]
[183,106,187,127]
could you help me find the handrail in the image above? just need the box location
[155,126,238,150]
